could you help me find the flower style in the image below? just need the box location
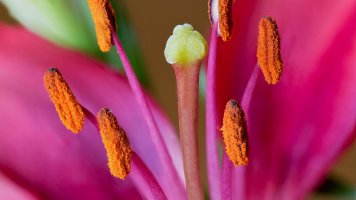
[0,0,356,199]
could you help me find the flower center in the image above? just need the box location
[42,0,287,198]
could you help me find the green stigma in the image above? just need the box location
[164,24,208,65]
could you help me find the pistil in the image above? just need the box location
[164,24,208,200]
[173,62,203,200]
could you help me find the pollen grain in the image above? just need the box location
[221,100,248,166]
[257,16,283,84]
[97,108,131,180]
[43,68,84,134]
[87,0,116,52]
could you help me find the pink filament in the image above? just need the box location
[81,105,99,130]
[241,64,259,112]
[221,153,233,200]
[131,152,168,200]
[206,22,221,200]
[111,33,186,199]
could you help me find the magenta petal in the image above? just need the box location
[216,0,356,199]
[0,172,39,200]
[0,24,183,199]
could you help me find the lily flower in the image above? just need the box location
[1,0,355,199]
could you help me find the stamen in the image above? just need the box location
[218,0,233,41]
[257,16,283,84]
[208,0,233,41]
[87,0,116,52]
[43,68,84,134]
[221,100,249,166]
[97,108,131,180]
[165,24,207,200]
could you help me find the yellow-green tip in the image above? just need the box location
[164,24,208,65]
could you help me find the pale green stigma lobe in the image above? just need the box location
[164,24,208,65]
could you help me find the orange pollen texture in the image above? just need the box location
[97,108,132,180]
[43,68,84,134]
[221,100,248,166]
[218,0,233,41]
[87,0,116,52]
[257,16,283,85]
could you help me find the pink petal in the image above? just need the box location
[0,172,39,200]
[0,24,182,199]
[215,0,356,199]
